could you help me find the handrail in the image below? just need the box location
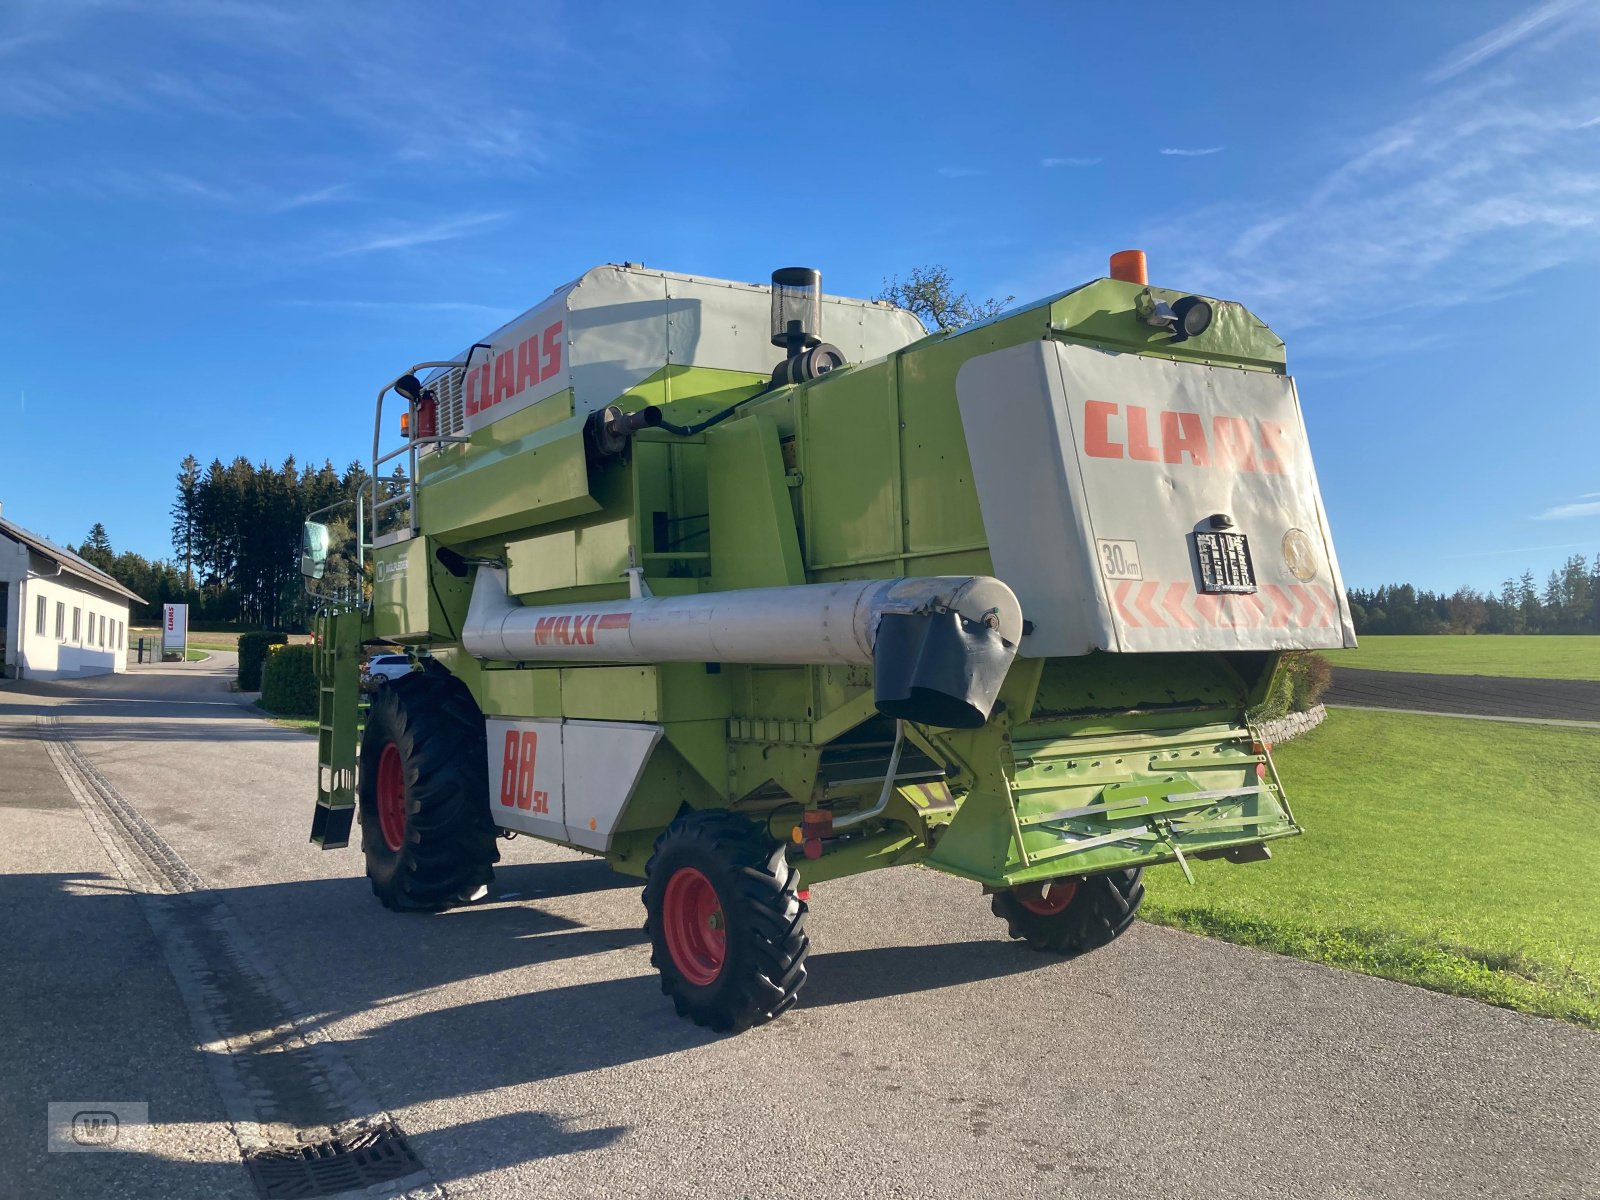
[369,358,471,541]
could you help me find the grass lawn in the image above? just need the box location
[1330,634,1600,680]
[1141,708,1599,1028]
[130,628,310,653]
[267,716,319,735]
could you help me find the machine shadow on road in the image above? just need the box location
[6,861,1062,1140]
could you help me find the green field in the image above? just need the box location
[1141,708,1599,1028]
[130,628,309,654]
[1331,634,1600,680]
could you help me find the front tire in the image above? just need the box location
[358,672,499,911]
[991,869,1144,954]
[643,812,809,1032]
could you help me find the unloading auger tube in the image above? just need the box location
[463,568,1023,729]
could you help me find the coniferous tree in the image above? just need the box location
[171,454,200,591]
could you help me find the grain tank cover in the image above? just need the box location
[441,264,925,435]
[957,339,1356,657]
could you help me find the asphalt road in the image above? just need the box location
[2,656,1596,1199]
[1326,668,1600,723]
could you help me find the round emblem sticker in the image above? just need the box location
[1282,529,1318,581]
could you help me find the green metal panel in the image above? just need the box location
[662,718,729,797]
[508,528,577,593]
[657,662,731,723]
[576,518,632,589]
[478,664,562,716]
[372,536,473,643]
[1047,279,1287,371]
[424,411,598,544]
[707,411,805,590]
[560,666,658,721]
[371,538,429,641]
[897,353,987,557]
[504,517,635,598]
[797,362,902,569]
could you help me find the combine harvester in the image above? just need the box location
[301,251,1354,1031]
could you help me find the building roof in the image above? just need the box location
[0,515,146,605]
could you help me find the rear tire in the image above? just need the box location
[358,673,499,911]
[643,812,809,1033]
[991,868,1144,954]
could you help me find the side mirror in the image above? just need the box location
[300,521,330,581]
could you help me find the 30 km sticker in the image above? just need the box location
[1097,539,1142,580]
[500,729,550,814]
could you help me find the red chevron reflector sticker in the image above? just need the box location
[1109,581,1338,632]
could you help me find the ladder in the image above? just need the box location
[310,607,364,848]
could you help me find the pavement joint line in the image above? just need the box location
[35,714,445,1200]
[1324,704,1600,730]
[39,696,256,709]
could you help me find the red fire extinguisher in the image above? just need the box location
[415,389,437,439]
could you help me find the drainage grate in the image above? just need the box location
[245,1123,424,1199]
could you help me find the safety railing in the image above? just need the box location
[369,359,478,543]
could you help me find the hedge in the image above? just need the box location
[237,632,289,690]
[261,644,318,717]
[1249,650,1334,722]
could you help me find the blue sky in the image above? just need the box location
[2,0,1597,594]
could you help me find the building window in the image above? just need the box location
[55,602,65,640]
[36,595,46,636]
[99,616,106,649]
[72,608,81,643]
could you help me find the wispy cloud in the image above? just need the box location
[1155,1,1600,346]
[268,184,350,214]
[0,4,576,169]
[936,166,984,178]
[1041,156,1101,168]
[1534,495,1600,520]
[23,167,353,215]
[327,211,508,257]
[1425,0,1587,82]
[1160,146,1224,157]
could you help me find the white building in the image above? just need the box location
[0,508,144,681]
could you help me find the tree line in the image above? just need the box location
[77,454,370,628]
[1347,556,1600,635]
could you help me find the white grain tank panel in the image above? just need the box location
[567,267,672,415]
[455,279,580,434]
[561,720,663,851]
[956,342,1114,658]
[826,294,928,364]
[443,266,927,430]
[958,340,1356,656]
[666,275,773,377]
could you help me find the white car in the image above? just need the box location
[361,653,415,690]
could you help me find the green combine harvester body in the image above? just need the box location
[303,257,1354,1031]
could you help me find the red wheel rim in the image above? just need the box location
[376,742,407,853]
[662,866,726,986]
[1017,879,1078,916]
